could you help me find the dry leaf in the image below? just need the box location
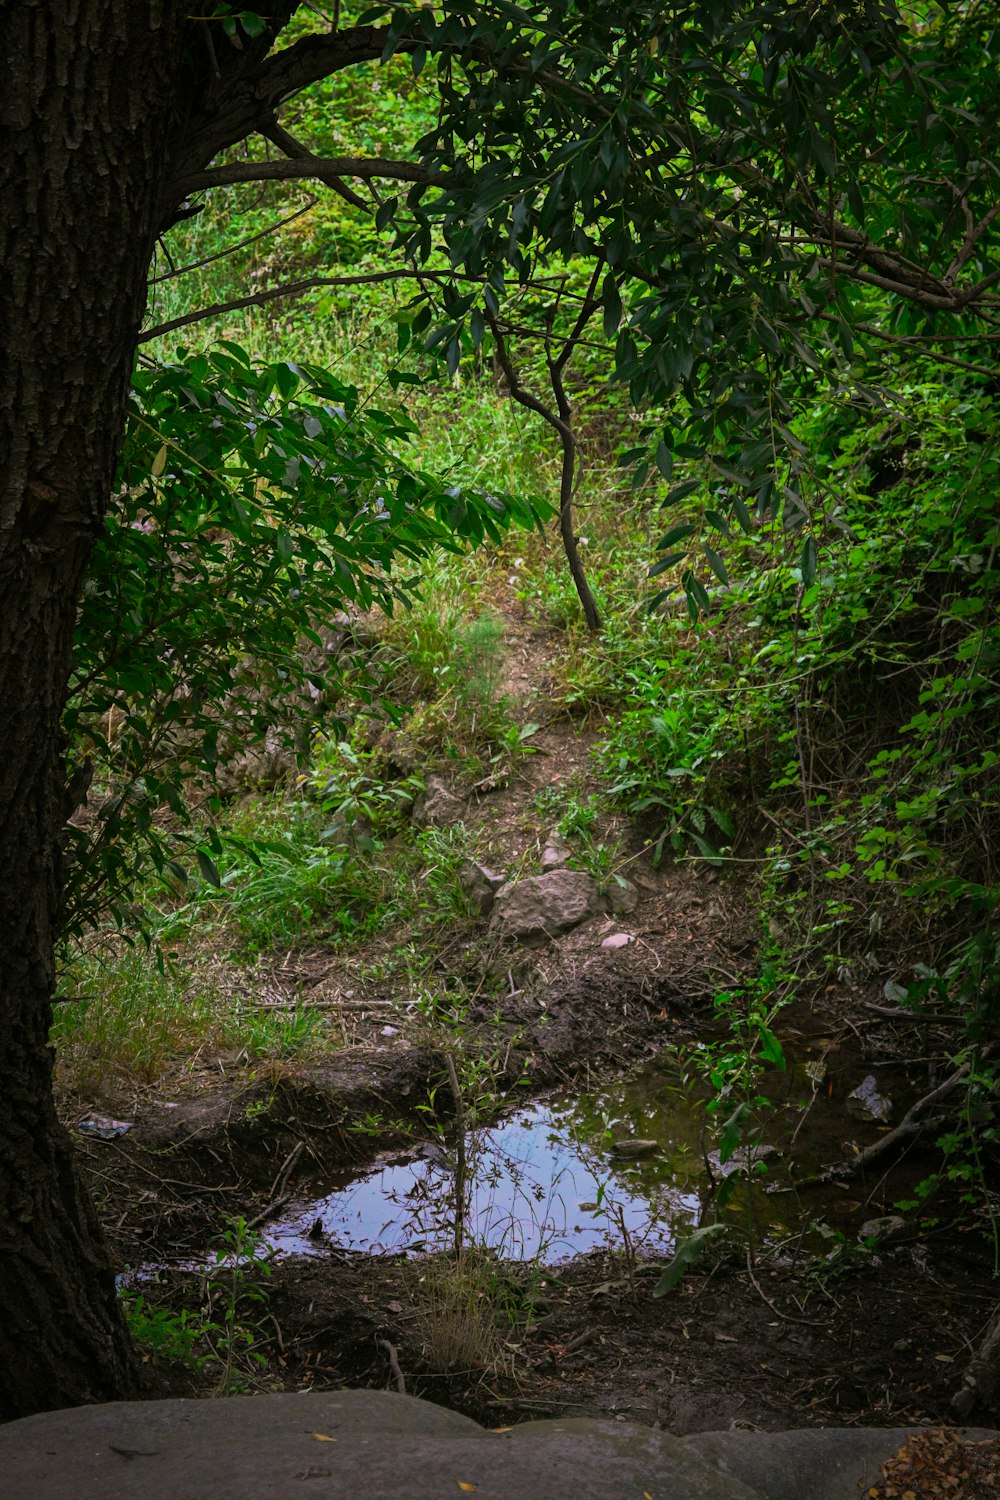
[456,1482,477,1493]
[491,1427,512,1434]
[311,1432,337,1442]
[151,443,167,478]
[644,1491,655,1499]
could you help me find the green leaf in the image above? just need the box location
[666,479,701,506]
[655,441,673,480]
[691,831,722,864]
[196,849,222,888]
[653,1225,728,1296]
[657,522,696,550]
[648,550,687,577]
[758,1027,786,1070]
[703,545,729,585]
[719,1102,753,1164]
[375,196,398,232]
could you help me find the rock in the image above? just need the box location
[411,775,466,829]
[76,1115,132,1140]
[707,1143,779,1178]
[323,808,372,850]
[601,932,635,950]
[605,878,639,915]
[219,728,296,793]
[541,834,572,871]
[490,869,603,943]
[610,1138,660,1159]
[459,860,506,916]
[846,1075,893,1123]
[0,1391,996,1500]
[859,1214,908,1244]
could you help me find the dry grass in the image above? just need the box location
[412,1251,520,1380]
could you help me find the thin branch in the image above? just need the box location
[151,199,318,284]
[141,269,459,341]
[172,154,447,200]
[823,315,1000,378]
[259,117,368,210]
[946,202,1000,283]
[486,306,601,632]
[790,1062,971,1189]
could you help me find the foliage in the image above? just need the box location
[65,344,547,936]
[203,1216,275,1393]
[121,1293,210,1367]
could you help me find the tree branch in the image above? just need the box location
[486,304,601,632]
[259,117,369,210]
[171,154,446,202]
[141,268,470,342]
[150,198,318,284]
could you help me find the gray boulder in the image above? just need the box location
[1,1390,995,1500]
[491,869,603,943]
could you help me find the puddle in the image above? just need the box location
[121,1021,938,1287]
[265,1059,801,1264]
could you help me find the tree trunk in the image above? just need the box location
[0,2,188,1419]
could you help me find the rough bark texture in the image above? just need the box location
[0,1,191,1420]
[0,0,427,1424]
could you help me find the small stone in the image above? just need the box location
[859,1214,907,1244]
[324,809,372,850]
[76,1116,133,1140]
[605,879,639,916]
[411,775,466,829]
[459,860,506,916]
[707,1142,779,1178]
[601,932,635,950]
[540,835,572,871]
[610,1139,659,1159]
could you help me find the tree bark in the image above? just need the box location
[0,1,189,1419]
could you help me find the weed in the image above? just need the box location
[412,1249,519,1378]
[203,1216,274,1394]
[121,1292,211,1367]
[52,948,228,1095]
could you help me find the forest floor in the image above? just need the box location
[64,602,1000,1435]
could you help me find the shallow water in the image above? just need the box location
[265,1058,795,1264]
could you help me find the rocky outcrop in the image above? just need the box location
[1,1390,994,1500]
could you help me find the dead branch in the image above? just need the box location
[790,1063,970,1188]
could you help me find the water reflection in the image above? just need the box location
[268,1075,739,1263]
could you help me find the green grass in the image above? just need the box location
[52,943,344,1098]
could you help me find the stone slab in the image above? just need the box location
[1,1389,996,1500]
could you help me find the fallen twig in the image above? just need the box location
[379,1338,406,1394]
[744,1250,829,1329]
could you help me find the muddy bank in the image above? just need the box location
[72,953,1000,1436]
[77,956,699,1261]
